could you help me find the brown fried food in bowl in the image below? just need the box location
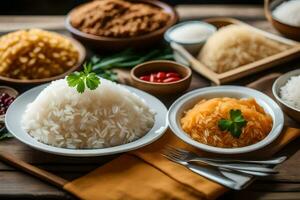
[65,0,178,51]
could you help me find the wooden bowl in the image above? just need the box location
[0,36,86,84]
[65,0,178,52]
[272,69,300,123]
[264,0,300,40]
[131,60,192,95]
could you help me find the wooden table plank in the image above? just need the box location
[0,16,65,32]
[0,171,72,199]
[176,4,264,20]
[0,5,299,200]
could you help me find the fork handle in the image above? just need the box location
[191,159,277,173]
[202,156,287,165]
[218,163,277,174]
[220,167,273,177]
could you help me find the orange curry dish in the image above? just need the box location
[180,98,273,148]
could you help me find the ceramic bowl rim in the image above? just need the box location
[0,35,86,84]
[5,84,168,157]
[167,86,284,154]
[272,69,300,112]
[130,60,192,86]
[269,0,300,29]
[65,0,178,42]
[164,20,217,45]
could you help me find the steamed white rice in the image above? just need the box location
[21,78,155,149]
[280,75,300,110]
[198,25,289,73]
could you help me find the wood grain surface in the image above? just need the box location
[0,5,300,200]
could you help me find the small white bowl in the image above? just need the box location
[165,21,216,55]
[168,86,284,154]
[272,69,300,123]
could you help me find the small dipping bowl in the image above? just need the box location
[0,86,18,131]
[164,21,216,55]
[131,60,192,95]
[272,69,300,123]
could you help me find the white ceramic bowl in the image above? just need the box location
[272,69,300,123]
[164,21,216,55]
[5,84,168,157]
[168,86,284,154]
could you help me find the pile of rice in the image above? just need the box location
[198,25,289,73]
[280,75,300,110]
[21,78,155,149]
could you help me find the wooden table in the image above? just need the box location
[1,5,300,200]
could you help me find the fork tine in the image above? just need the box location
[161,151,182,163]
[166,145,189,155]
[163,149,182,160]
[165,146,189,159]
[165,146,184,156]
[162,147,186,160]
[163,147,184,159]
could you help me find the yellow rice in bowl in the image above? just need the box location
[0,29,79,80]
[181,98,273,148]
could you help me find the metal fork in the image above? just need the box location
[166,146,286,165]
[163,146,278,176]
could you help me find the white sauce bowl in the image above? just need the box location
[164,21,216,55]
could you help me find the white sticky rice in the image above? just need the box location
[21,78,155,149]
[280,75,300,110]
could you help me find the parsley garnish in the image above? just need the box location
[218,109,247,138]
[67,63,100,93]
[0,131,13,141]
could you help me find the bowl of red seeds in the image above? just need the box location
[131,60,192,95]
[0,86,18,122]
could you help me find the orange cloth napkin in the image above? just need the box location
[63,74,300,200]
[64,128,300,200]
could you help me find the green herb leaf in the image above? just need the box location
[218,119,233,131]
[66,72,81,87]
[229,123,242,138]
[76,78,85,93]
[67,63,101,93]
[218,109,247,138]
[86,73,100,90]
[84,63,92,74]
[96,70,118,82]
[230,110,242,121]
[0,132,13,141]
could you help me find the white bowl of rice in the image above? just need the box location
[5,78,168,156]
[273,69,300,123]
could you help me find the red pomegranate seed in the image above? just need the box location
[163,77,181,83]
[156,72,166,79]
[166,72,180,78]
[139,76,150,81]
[150,74,157,82]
